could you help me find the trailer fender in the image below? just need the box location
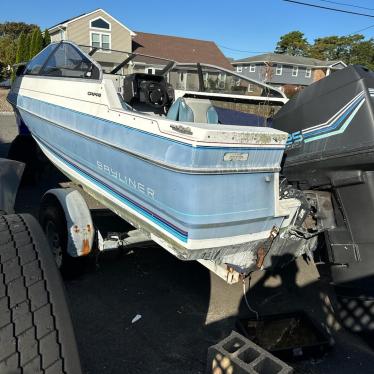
[41,188,94,257]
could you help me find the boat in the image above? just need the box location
[8,41,320,279]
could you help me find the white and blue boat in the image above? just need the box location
[8,41,317,278]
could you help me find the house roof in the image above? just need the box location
[132,32,233,70]
[232,53,346,68]
[48,8,136,36]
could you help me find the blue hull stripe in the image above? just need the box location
[36,136,189,242]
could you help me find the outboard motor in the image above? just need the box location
[273,65,374,337]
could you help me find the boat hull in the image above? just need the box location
[8,68,298,272]
[14,94,287,252]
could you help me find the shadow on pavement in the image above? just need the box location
[4,122,372,373]
[62,246,374,374]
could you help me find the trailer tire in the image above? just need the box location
[7,135,38,184]
[39,196,87,278]
[0,213,82,374]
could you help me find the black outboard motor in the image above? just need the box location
[273,66,374,337]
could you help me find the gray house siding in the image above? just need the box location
[235,63,314,86]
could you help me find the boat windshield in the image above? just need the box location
[24,42,101,79]
[80,44,286,124]
[79,44,284,99]
[20,43,286,125]
[169,64,283,98]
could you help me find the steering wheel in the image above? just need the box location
[141,81,169,108]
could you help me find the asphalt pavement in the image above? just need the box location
[1,113,374,374]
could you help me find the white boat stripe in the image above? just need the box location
[302,91,364,134]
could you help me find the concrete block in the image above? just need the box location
[207,331,293,374]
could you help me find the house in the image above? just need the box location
[49,9,136,72]
[231,53,347,92]
[131,32,233,90]
[132,32,232,70]
[48,9,232,73]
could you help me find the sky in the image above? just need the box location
[1,0,373,59]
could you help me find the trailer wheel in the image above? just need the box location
[39,196,80,278]
[0,214,82,374]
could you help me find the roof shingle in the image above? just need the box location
[133,32,233,70]
[232,53,345,67]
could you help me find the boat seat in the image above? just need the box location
[166,97,219,124]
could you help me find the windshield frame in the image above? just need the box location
[83,44,286,99]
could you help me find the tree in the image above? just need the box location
[275,31,310,56]
[0,22,37,79]
[43,29,51,47]
[34,29,43,55]
[350,38,374,71]
[0,36,16,78]
[29,27,43,59]
[309,34,364,63]
[25,33,31,61]
[273,31,374,70]
[16,32,28,63]
[29,29,36,59]
[0,22,37,39]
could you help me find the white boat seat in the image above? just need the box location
[166,97,219,124]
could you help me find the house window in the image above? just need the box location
[305,67,312,78]
[145,67,162,75]
[236,66,242,73]
[292,66,298,77]
[275,64,283,76]
[90,32,111,50]
[90,17,111,30]
[248,84,254,92]
[249,64,256,72]
[102,34,110,49]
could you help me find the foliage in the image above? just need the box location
[0,36,17,80]
[29,29,36,60]
[275,31,374,70]
[309,34,364,62]
[25,33,31,61]
[29,27,43,59]
[0,22,37,39]
[275,31,310,56]
[16,32,28,63]
[350,39,374,71]
[0,22,38,80]
[43,29,51,47]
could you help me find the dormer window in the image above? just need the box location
[89,16,111,51]
[90,17,111,30]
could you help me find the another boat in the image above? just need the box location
[8,41,320,278]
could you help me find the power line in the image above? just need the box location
[349,24,374,34]
[218,45,270,54]
[283,0,374,18]
[317,0,374,12]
